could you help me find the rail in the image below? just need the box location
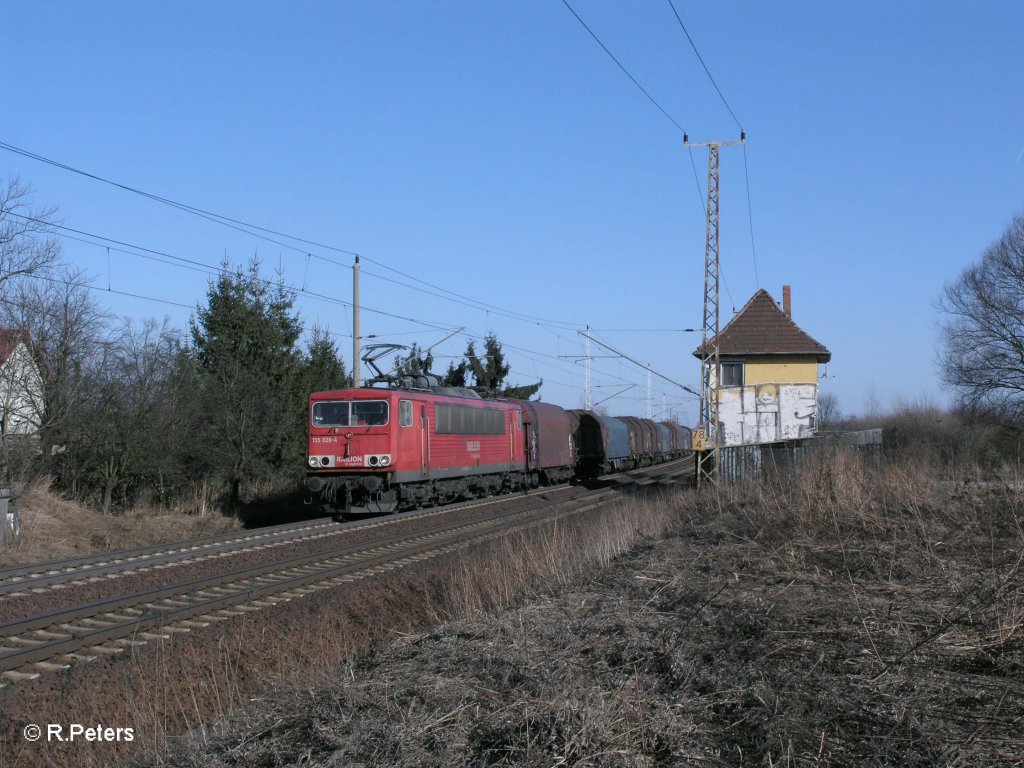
[0,458,693,683]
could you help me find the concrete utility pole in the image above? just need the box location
[584,327,592,411]
[684,131,744,487]
[353,255,361,387]
[646,367,652,418]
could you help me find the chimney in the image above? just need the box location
[782,285,792,318]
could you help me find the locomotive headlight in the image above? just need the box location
[368,455,379,466]
[308,456,317,467]
[321,456,331,466]
[380,455,391,466]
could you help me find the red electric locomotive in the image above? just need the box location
[305,382,573,518]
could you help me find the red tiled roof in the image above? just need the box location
[0,329,30,365]
[692,289,831,362]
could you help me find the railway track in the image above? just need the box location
[0,458,692,684]
[0,516,344,598]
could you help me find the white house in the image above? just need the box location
[0,329,44,440]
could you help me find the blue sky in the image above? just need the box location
[3,0,1022,424]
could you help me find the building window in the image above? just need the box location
[720,363,744,387]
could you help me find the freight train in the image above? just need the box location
[305,376,692,518]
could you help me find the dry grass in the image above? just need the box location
[0,480,240,567]
[124,453,1023,768]
[2,488,680,768]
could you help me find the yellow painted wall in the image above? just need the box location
[742,356,819,385]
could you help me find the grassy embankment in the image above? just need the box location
[119,449,1023,767]
[2,480,682,768]
[0,481,240,568]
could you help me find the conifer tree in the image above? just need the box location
[190,259,303,505]
[464,333,541,399]
[394,343,434,378]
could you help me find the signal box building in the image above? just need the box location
[693,287,831,447]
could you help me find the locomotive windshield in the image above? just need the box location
[312,400,389,427]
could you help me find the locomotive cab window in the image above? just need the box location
[311,400,389,427]
[399,399,413,427]
[312,401,350,427]
[351,400,389,426]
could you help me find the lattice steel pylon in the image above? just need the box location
[685,133,744,487]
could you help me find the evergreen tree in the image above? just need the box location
[465,335,509,392]
[394,343,434,378]
[303,326,350,393]
[502,380,543,400]
[190,260,303,505]
[464,333,541,399]
[441,359,469,387]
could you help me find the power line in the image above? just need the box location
[0,140,359,263]
[559,1,710,272]
[666,0,743,131]
[16,213,635,393]
[356,256,584,329]
[1,272,635,401]
[358,265,583,330]
[664,2,760,290]
[0,139,586,330]
[742,143,760,288]
[560,0,687,135]
[9,211,457,334]
[586,328,699,332]
[1,144,694,402]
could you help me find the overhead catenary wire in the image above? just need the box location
[560,0,685,134]
[0,272,359,351]
[7,212,458,334]
[9,212,659,397]
[357,265,583,330]
[665,0,760,290]
[1,128,695,408]
[581,329,700,397]
[3,271,196,312]
[0,140,585,331]
[454,327,644,391]
[667,0,743,132]
[2,111,695,404]
[18,217,669,405]
[0,140,359,263]
[443,322,661,399]
[742,143,760,288]
[558,0,707,220]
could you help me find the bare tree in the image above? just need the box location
[817,391,841,430]
[0,267,111,461]
[939,213,1024,419]
[68,318,191,513]
[0,177,61,291]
